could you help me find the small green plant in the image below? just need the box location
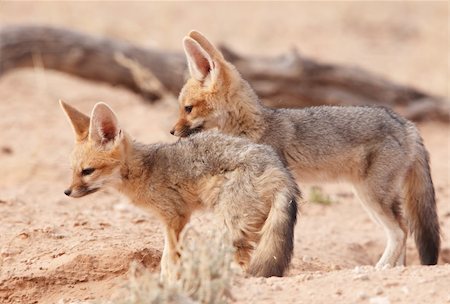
[308,186,335,206]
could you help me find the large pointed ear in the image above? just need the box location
[59,100,90,142]
[183,37,219,85]
[188,30,223,60]
[89,102,121,148]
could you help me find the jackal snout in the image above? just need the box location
[64,183,100,198]
[170,120,204,137]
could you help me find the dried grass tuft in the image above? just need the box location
[106,225,235,304]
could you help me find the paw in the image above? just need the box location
[375,262,392,270]
[395,260,406,267]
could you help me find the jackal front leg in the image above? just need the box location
[159,215,189,283]
[160,227,180,283]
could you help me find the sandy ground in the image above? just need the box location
[0,2,449,304]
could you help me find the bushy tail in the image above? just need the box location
[404,142,440,265]
[247,190,298,277]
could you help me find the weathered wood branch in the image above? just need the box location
[0,25,448,122]
[0,25,186,101]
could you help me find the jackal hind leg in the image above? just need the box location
[220,202,255,272]
[218,177,260,273]
[354,181,407,269]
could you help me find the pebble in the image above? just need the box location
[357,291,368,300]
[375,286,384,295]
[302,255,312,263]
[369,296,390,304]
[18,232,30,239]
[304,274,313,281]
[132,218,147,224]
[113,202,132,212]
[332,264,341,270]
[383,281,399,288]
[272,284,282,291]
[53,234,66,239]
[401,286,409,295]
[354,274,370,281]
[1,146,13,154]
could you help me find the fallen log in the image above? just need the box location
[0,25,186,101]
[0,25,448,122]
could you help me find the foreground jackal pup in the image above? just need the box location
[60,101,299,278]
[171,31,440,267]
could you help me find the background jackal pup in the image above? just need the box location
[60,101,300,278]
[171,31,440,268]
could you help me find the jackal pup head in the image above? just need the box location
[171,31,242,137]
[60,101,125,198]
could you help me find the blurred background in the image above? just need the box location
[0,1,447,95]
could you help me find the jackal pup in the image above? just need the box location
[171,31,440,268]
[60,101,299,279]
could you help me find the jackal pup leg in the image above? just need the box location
[354,182,407,269]
[219,168,298,277]
[160,217,189,282]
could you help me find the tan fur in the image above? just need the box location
[60,100,300,279]
[172,31,440,267]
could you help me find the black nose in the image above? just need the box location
[170,129,175,135]
[64,189,72,196]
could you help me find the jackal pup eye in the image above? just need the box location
[81,168,95,176]
[184,105,193,114]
